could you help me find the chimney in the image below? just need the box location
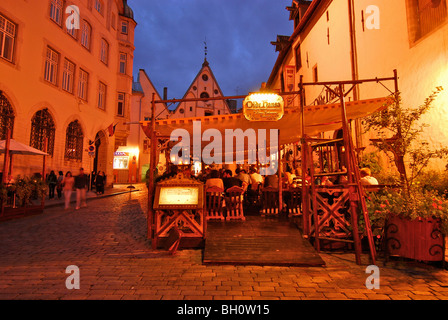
[163,87,168,101]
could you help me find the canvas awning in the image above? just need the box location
[141,97,392,147]
[0,139,48,156]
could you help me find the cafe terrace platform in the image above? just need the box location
[203,216,325,267]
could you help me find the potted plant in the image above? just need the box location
[363,88,448,262]
[365,187,447,261]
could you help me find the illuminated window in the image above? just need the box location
[44,47,59,85]
[65,120,83,161]
[80,21,91,50]
[49,0,63,25]
[78,69,88,101]
[0,92,15,140]
[98,82,107,110]
[119,53,127,74]
[0,13,16,62]
[30,109,55,156]
[62,59,75,93]
[117,92,125,116]
[100,38,108,64]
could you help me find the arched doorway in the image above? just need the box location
[93,130,107,175]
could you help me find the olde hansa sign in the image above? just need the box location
[243,93,285,122]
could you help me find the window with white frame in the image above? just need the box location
[80,21,91,50]
[44,47,59,85]
[0,13,16,62]
[49,0,63,25]
[78,69,88,101]
[98,82,107,110]
[62,59,75,93]
[100,38,108,64]
[117,92,125,116]
[119,53,127,74]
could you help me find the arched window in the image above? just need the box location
[65,120,83,161]
[80,20,91,50]
[30,109,55,156]
[0,92,15,140]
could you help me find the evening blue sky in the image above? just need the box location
[129,0,295,109]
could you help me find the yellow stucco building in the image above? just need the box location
[0,0,136,184]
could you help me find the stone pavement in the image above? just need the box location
[0,185,448,301]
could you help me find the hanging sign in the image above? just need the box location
[243,93,284,121]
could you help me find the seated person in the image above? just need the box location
[235,167,251,190]
[249,166,263,191]
[264,174,279,188]
[321,176,333,186]
[205,169,224,191]
[222,169,242,194]
[360,168,379,185]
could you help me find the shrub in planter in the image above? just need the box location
[362,88,448,262]
[366,188,447,261]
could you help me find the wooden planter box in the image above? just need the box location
[385,214,445,262]
[0,204,44,222]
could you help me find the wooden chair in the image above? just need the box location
[225,186,245,221]
[261,187,279,216]
[205,186,224,221]
[245,182,262,206]
[286,187,302,217]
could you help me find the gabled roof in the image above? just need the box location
[134,69,171,118]
[171,59,232,114]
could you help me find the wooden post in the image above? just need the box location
[42,138,48,208]
[2,129,11,184]
[147,93,157,248]
[338,84,362,265]
[1,129,11,217]
[299,76,310,236]
[278,132,283,214]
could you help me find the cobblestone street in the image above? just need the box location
[0,185,448,301]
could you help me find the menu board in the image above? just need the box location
[159,186,198,205]
[154,185,203,209]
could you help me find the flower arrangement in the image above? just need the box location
[365,187,448,235]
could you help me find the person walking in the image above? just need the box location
[74,167,88,210]
[95,171,105,195]
[56,171,64,199]
[62,171,75,210]
[46,171,57,199]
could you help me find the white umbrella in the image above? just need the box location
[0,139,48,156]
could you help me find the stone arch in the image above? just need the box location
[93,129,108,174]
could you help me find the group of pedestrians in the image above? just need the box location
[46,167,92,210]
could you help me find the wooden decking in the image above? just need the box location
[203,216,325,267]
